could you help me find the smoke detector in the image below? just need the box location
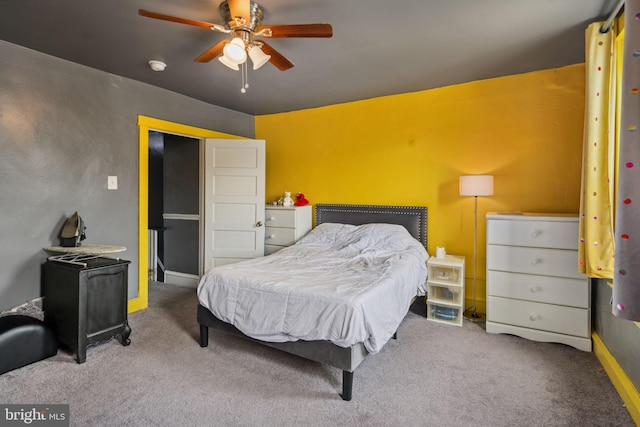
[148,60,167,72]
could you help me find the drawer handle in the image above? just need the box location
[531,230,541,237]
[268,217,275,221]
[529,286,542,293]
[268,234,276,239]
[530,258,541,265]
[529,314,541,321]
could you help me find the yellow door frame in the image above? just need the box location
[130,115,243,313]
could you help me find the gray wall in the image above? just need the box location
[163,134,200,215]
[593,279,640,391]
[0,39,254,310]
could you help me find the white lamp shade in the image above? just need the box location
[460,175,494,196]
[222,38,247,64]
[218,55,240,70]
[248,45,271,70]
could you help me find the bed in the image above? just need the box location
[196,204,428,400]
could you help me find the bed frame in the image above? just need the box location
[197,204,428,400]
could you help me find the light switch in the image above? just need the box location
[107,176,118,190]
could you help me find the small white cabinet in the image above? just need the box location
[426,255,465,327]
[485,213,591,351]
[264,205,312,255]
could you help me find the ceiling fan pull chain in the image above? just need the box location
[241,61,248,93]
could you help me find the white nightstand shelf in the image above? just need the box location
[427,255,465,327]
[264,205,312,255]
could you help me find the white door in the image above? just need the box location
[202,138,265,272]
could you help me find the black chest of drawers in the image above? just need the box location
[44,257,131,363]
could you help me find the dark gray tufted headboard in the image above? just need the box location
[315,204,428,248]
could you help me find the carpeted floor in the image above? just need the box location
[0,282,634,426]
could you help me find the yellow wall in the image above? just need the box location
[255,64,585,312]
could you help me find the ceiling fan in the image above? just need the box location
[139,0,333,74]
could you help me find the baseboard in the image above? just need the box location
[164,271,199,288]
[592,331,640,425]
[127,295,147,314]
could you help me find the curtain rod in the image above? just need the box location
[600,0,625,33]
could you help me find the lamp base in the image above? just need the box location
[463,308,486,323]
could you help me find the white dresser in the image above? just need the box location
[485,213,591,351]
[264,205,312,255]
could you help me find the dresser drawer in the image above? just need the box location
[487,271,588,308]
[488,296,589,337]
[487,245,583,279]
[265,227,296,246]
[265,209,297,228]
[487,218,578,249]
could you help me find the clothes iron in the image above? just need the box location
[60,211,86,247]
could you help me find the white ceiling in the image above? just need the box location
[0,0,619,115]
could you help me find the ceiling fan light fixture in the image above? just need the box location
[140,4,334,77]
[248,45,271,70]
[222,37,247,64]
[218,55,240,70]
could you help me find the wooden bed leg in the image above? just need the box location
[341,371,353,401]
[199,325,209,347]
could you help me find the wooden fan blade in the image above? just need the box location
[259,41,294,71]
[227,0,251,23]
[261,24,333,38]
[195,41,227,63]
[139,9,218,30]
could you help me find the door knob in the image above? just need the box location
[256,221,263,227]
